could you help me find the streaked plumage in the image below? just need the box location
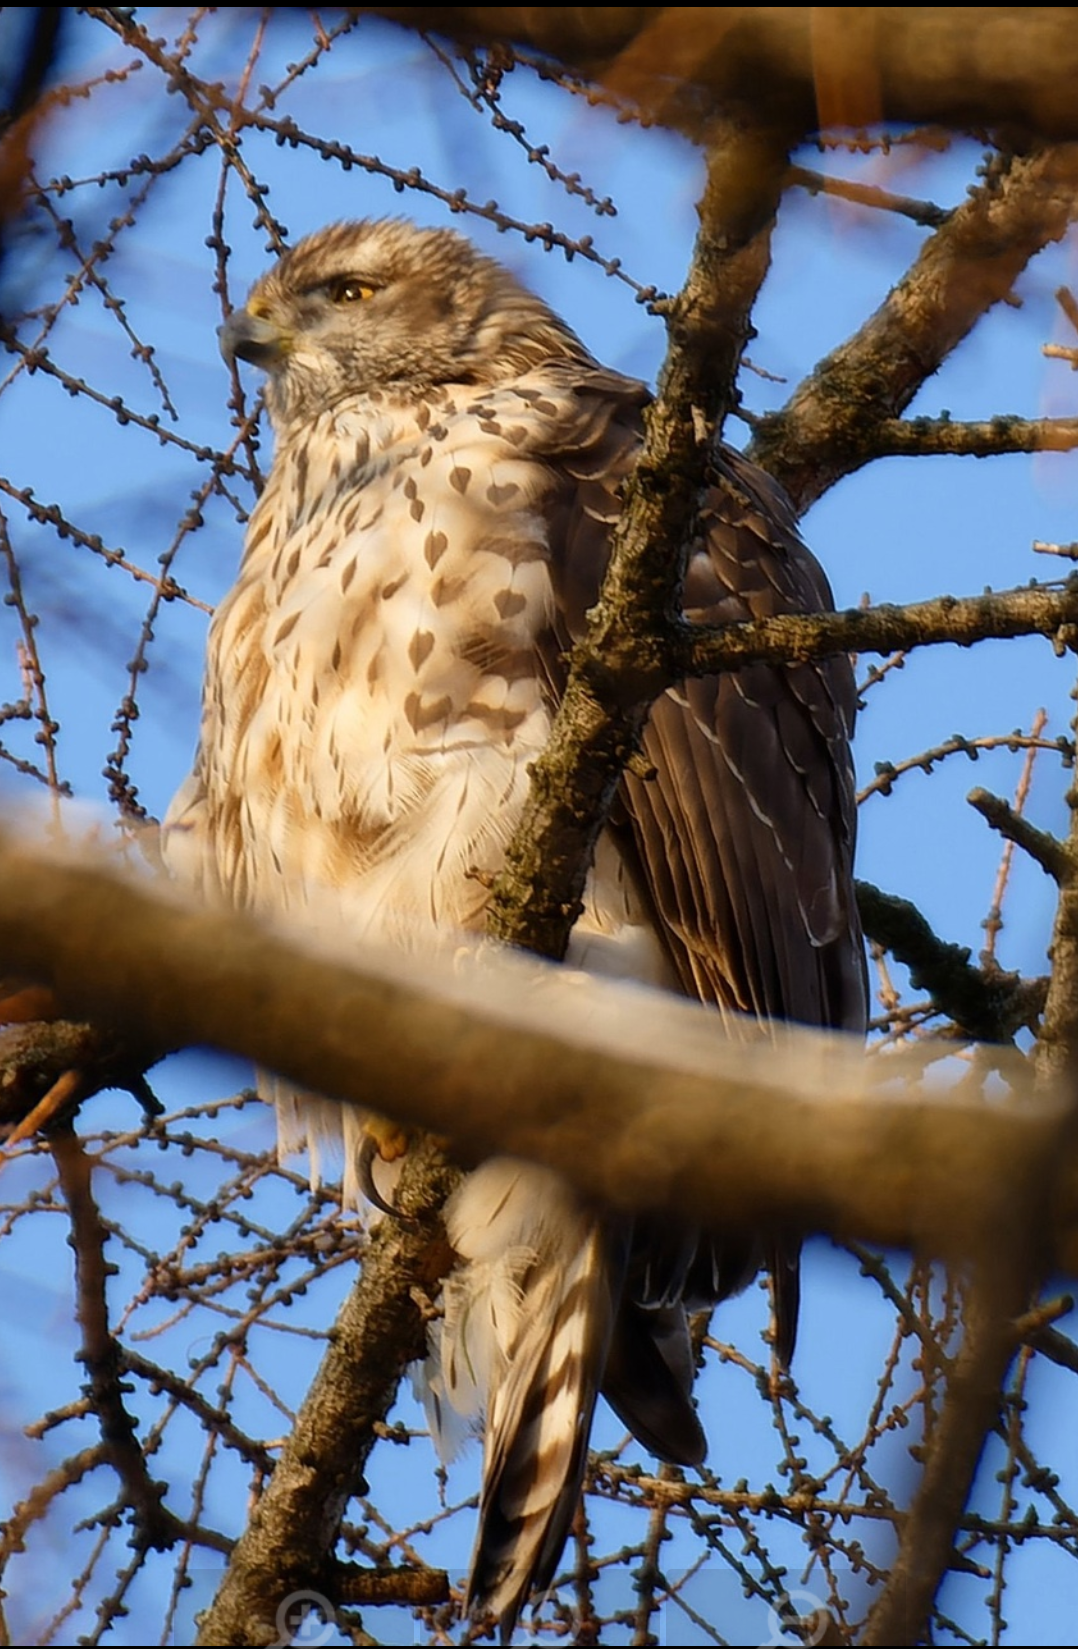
[165,218,867,1638]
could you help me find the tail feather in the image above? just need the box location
[467,1237,613,1636]
[426,1159,624,1640]
[601,1300,706,1467]
[767,1235,802,1369]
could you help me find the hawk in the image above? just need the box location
[164,218,866,1638]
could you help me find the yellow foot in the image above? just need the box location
[357,1116,415,1221]
[363,1114,410,1162]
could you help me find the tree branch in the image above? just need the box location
[866,654,1078,1643]
[2,828,1078,1275]
[855,880,1045,1044]
[968,786,1070,881]
[788,163,950,229]
[195,1140,457,1646]
[0,1015,161,1133]
[50,1127,184,1553]
[487,119,794,957]
[367,9,1078,144]
[862,1254,1037,1646]
[858,413,1078,459]
[747,142,1078,511]
[684,580,1078,674]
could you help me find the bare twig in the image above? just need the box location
[968,788,1069,881]
[195,1140,458,1645]
[49,1128,183,1553]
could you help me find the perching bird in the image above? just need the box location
[164,217,867,1639]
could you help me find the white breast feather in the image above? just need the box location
[164,371,673,1445]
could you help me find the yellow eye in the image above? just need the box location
[329,278,377,304]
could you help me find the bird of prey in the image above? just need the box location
[164,217,867,1639]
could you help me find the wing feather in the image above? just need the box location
[546,377,867,1381]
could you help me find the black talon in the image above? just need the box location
[357,1130,416,1224]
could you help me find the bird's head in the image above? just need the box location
[220,217,592,431]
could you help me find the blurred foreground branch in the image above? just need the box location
[369,9,1078,143]
[0,825,1075,1275]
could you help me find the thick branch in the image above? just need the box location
[0,1016,160,1132]
[747,143,1078,510]
[1030,742,1078,1095]
[458,576,1075,969]
[367,9,1078,143]
[484,573,1078,967]
[487,120,793,957]
[3,831,1078,1274]
[867,656,1078,1642]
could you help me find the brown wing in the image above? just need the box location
[545,367,865,1040]
[546,369,866,1379]
[623,445,867,1369]
[623,445,866,1037]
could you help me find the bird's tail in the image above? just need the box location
[423,1159,623,1641]
[262,1072,364,1201]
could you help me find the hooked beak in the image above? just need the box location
[219,308,289,370]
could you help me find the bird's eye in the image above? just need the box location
[328,278,377,305]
